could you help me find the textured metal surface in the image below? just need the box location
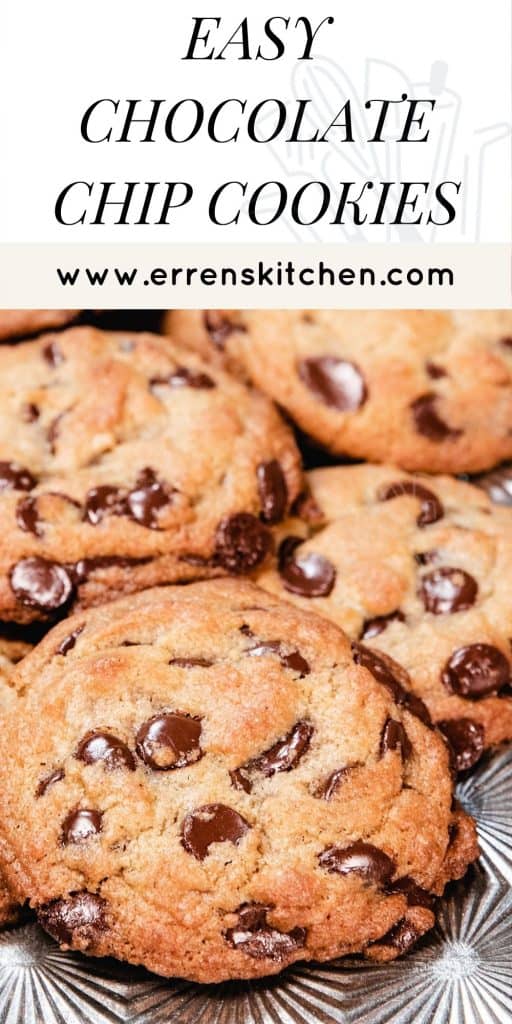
[0,748,511,1024]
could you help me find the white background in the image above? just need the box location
[1,0,510,244]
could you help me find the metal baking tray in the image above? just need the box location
[0,746,510,1024]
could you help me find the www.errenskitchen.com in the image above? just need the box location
[55,261,454,289]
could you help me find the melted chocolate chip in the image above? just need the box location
[438,718,485,772]
[411,394,462,442]
[151,367,215,390]
[22,403,40,423]
[224,903,306,961]
[38,892,107,945]
[10,558,74,611]
[380,718,412,760]
[42,341,64,367]
[126,468,173,529]
[361,611,405,640]
[280,550,336,598]
[76,731,136,771]
[278,535,304,569]
[314,766,354,801]
[181,804,250,860]
[169,657,214,668]
[231,721,313,794]
[135,712,202,770]
[246,640,310,676]
[442,644,510,699]
[215,514,272,574]
[378,481,443,527]
[204,311,236,348]
[474,466,512,507]
[419,567,478,615]
[257,460,288,524]
[388,877,435,910]
[298,356,367,411]
[352,644,432,725]
[84,486,126,525]
[36,767,65,798]
[426,361,448,380]
[70,555,151,584]
[61,809,103,845]
[57,624,84,656]
[16,496,43,537]
[319,841,395,885]
[375,917,422,953]
[0,461,36,492]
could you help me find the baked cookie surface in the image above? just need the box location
[0,310,78,341]
[0,581,476,982]
[165,310,512,473]
[0,327,302,623]
[257,465,512,763]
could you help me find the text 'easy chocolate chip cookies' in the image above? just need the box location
[165,309,512,473]
[0,326,302,624]
[257,465,512,767]
[0,581,477,983]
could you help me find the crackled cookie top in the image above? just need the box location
[257,465,512,762]
[0,327,302,623]
[165,310,512,474]
[0,581,476,982]
[0,310,78,342]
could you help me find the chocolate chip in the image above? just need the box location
[442,644,510,698]
[84,485,126,525]
[474,466,512,507]
[0,461,36,492]
[415,551,438,566]
[61,809,103,845]
[298,356,367,411]
[204,311,235,348]
[126,468,173,529]
[135,712,202,770]
[380,719,412,760]
[246,640,310,676]
[257,461,288,524]
[426,361,448,380]
[181,804,250,860]
[10,558,74,611]
[290,490,325,524]
[280,550,336,598]
[231,721,313,794]
[319,841,395,886]
[378,481,443,526]
[76,731,136,771]
[38,892,107,946]
[16,496,43,537]
[438,718,485,771]
[314,766,354,800]
[57,624,84,656]
[224,903,306,961]
[278,535,303,569]
[215,514,272,573]
[352,644,432,725]
[36,767,65,798]
[411,394,462,442]
[169,658,214,668]
[388,877,435,910]
[374,917,421,954]
[151,367,216,390]
[419,567,478,615]
[361,611,405,640]
[22,403,40,423]
[42,341,64,367]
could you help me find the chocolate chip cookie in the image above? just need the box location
[0,580,477,982]
[257,465,512,766]
[0,311,78,342]
[0,326,302,624]
[165,310,512,473]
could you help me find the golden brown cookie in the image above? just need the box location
[257,465,512,764]
[0,311,78,341]
[165,310,512,473]
[0,327,302,624]
[0,580,477,982]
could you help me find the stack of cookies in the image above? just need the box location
[0,308,510,985]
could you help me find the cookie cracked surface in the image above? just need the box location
[0,310,78,341]
[257,465,512,762]
[0,580,477,982]
[0,327,302,623]
[165,310,512,474]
